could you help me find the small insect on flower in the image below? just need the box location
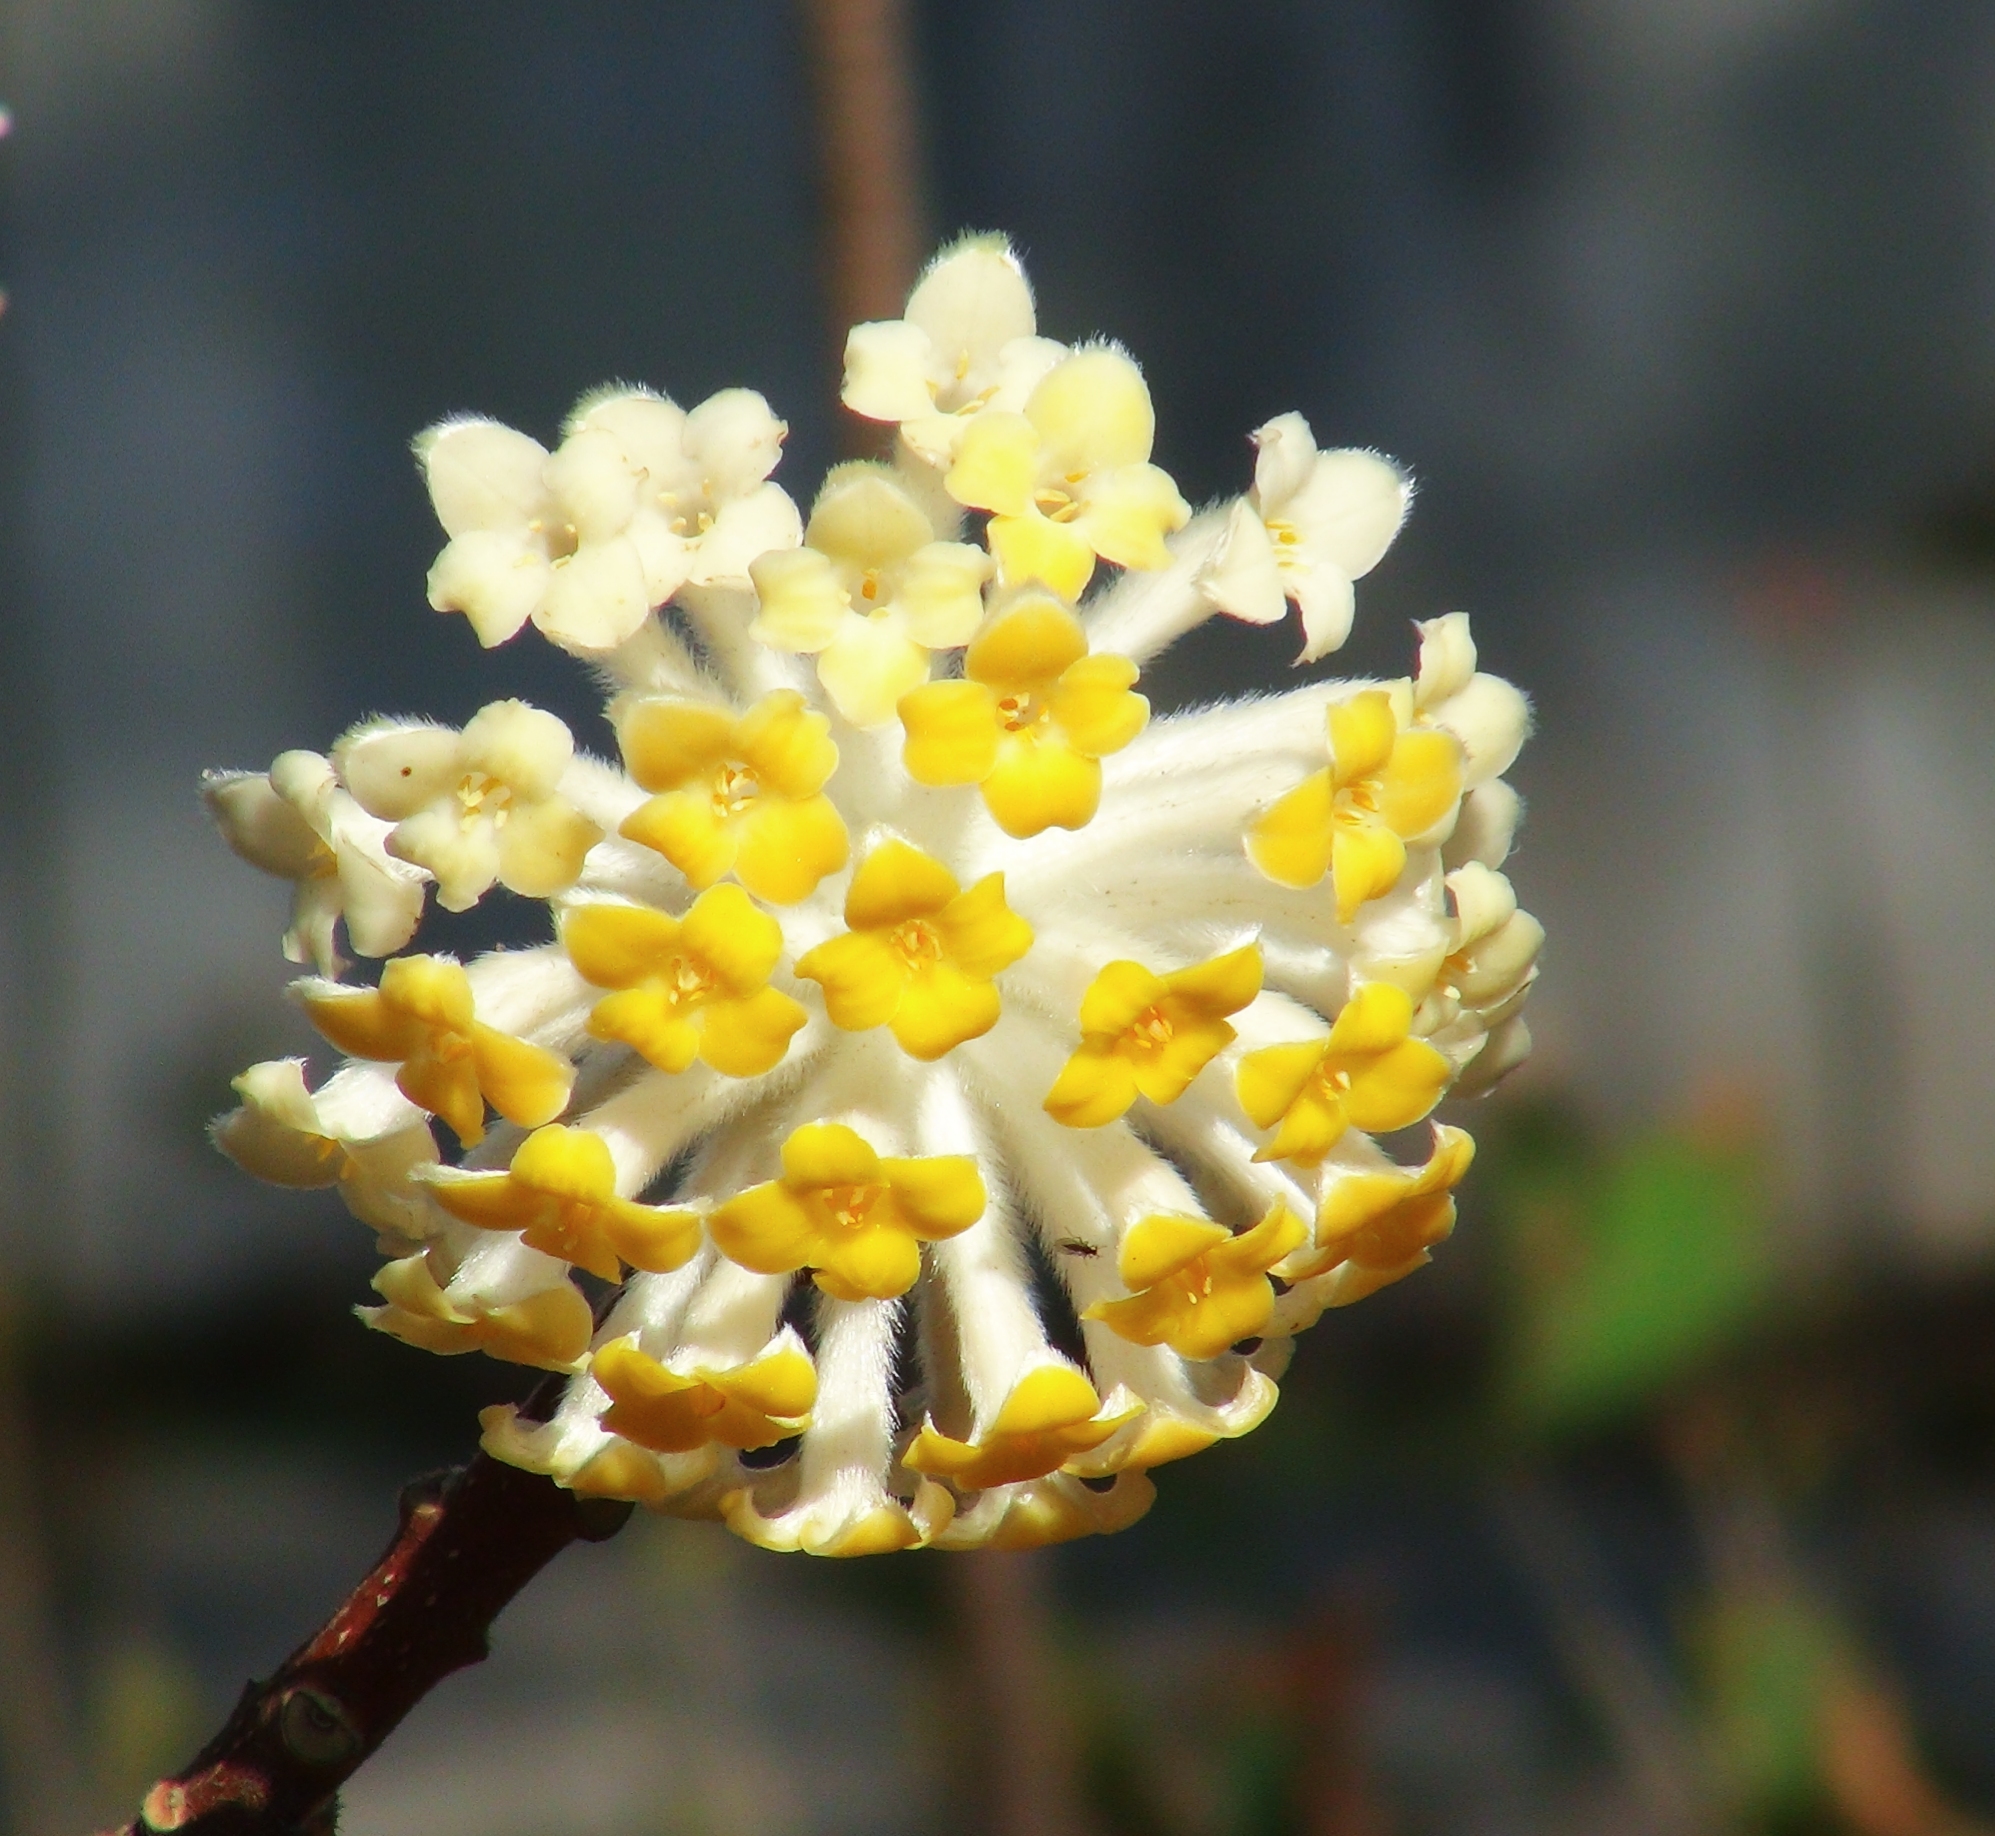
[209,234,1539,1554]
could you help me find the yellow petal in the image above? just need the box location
[965,593,1088,691]
[1043,1042,1139,1128]
[899,679,1000,786]
[891,963,1001,1059]
[1165,943,1265,1019]
[587,987,702,1072]
[713,1342,818,1421]
[1025,348,1155,472]
[561,902,680,991]
[731,794,848,904]
[427,1168,538,1233]
[944,408,1039,516]
[845,837,959,927]
[1329,820,1407,922]
[987,511,1097,599]
[815,620,930,728]
[936,873,1033,976]
[1079,960,1167,1035]
[781,1121,883,1188]
[880,1154,986,1236]
[1380,728,1464,837]
[1133,1015,1236,1104]
[397,1054,489,1146]
[1325,982,1416,1055]
[812,1226,921,1301]
[1048,653,1149,758]
[496,797,603,899]
[698,985,807,1077]
[983,733,1101,838]
[619,790,735,889]
[678,882,785,990]
[735,690,839,799]
[895,541,991,647]
[994,1364,1104,1437]
[709,1180,818,1275]
[1072,461,1190,572]
[1117,1213,1229,1291]
[794,930,908,1032]
[1245,771,1334,889]
[1343,1038,1452,1133]
[616,699,736,792]
[469,1024,574,1129]
[1328,690,1398,786]
[1260,1087,1348,1166]
[602,1202,703,1273]
[300,986,417,1064]
[1235,1040,1328,1131]
[748,547,848,652]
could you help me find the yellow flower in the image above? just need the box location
[1290,1125,1474,1296]
[747,463,991,726]
[590,1332,815,1454]
[423,1123,701,1282]
[616,690,848,904]
[1044,944,1263,1127]
[562,886,807,1077]
[898,592,1149,838]
[1235,983,1451,1167]
[1246,687,1463,922]
[903,1365,1140,1491]
[709,1122,985,1300]
[943,346,1190,598]
[300,954,574,1147]
[1084,1204,1309,1362]
[363,1249,593,1372]
[335,701,603,913]
[794,840,1032,1060]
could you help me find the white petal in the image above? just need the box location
[1292,563,1357,663]
[459,699,573,801]
[1426,674,1531,787]
[1290,448,1410,578]
[1197,500,1287,624]
[814,616,929,727]
[1442,780,1522,870]
[334,834,427,955]
[568,387,686,481]
[419,419,551,538]
[625,506,693,604]
[391,807,500,911]
[842,319,939,423]
[545,426,641,543]
[535,539,653,652]
[1445,861,1517,948]
[426,529,551,647]
[905,235,1036,380]
[1413,611,1477,709]
[686,481,803,587]
[682,388,788,497]
[204,770,323,878]
[1250,412,1319,512]
[335,723,461,820]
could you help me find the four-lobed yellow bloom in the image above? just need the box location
[591,1333,816,1454]
[1235,982,1452,1167]
[1247,687,1463,923]
[795,840,1032,1060]
[1085,1204,1309,1362]
[709,1122,987,1301]
[902,1365,1139,1490]
[424,1123,702,1282]
[1044,944,1263,1127]
[898,593,1149,838]
[1296,1125,1475,1300]
[617,690,849,905]
[563,885,807,1078]
[300,954,574,1147]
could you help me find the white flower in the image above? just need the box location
[210,242,1541,1554]
[421,387,802,655]
[1198,412,1411,662]
[203,750,426,975]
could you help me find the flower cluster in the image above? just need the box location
[208,236,1540,1554]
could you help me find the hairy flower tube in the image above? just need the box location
[209,235,1540,1555]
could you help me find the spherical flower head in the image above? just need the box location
[899,591,1150,837]
[208,236,1542,1553]
[748,462,991,725]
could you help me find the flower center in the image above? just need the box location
[1314,1061,1355,1101]
[857,568,882,603]
[994,691,1047,734]
[1333,779,1383,826]
[712,763,759,817]
[529,517,581,561]
[1132,1005,1174,1051]
[1032,477,1086,524]
[890,918,944,970]
[455,772,514,829]
[661,953,716,1006]
[823,1182,884,1231]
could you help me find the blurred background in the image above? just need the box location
[5,1,1995,1831]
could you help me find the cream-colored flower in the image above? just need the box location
[203,749,426,975]
[748,463,990,725]
[335,700,603,912]
[841,233,1068,465]
[421,386,801,654]
[1198,413,1410,663]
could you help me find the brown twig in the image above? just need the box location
[104,1392,632,1836]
